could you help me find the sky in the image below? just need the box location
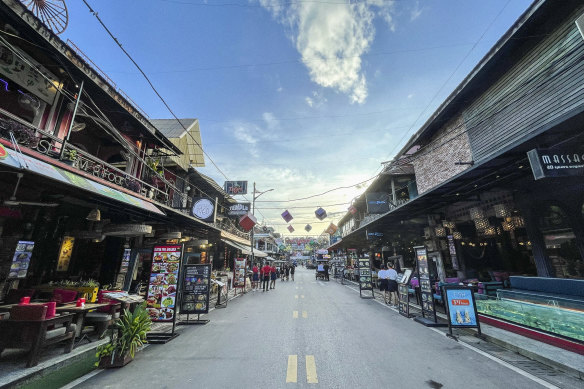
[57,0,534,237]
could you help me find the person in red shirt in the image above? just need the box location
[261,263,271,291]
[270,264,277,289]
[252,264,259,291]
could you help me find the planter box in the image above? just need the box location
[73,287,99,303]
[98,353,134,368]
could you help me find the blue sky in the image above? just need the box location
[60,0,533,237]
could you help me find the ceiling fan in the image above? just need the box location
[3,172,60,207]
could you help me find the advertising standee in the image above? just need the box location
[180,263,212,325]
[146,245,182,323]
[443,285,482,337]
[358,258,375,299]
[233,258,247,293]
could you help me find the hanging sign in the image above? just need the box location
[146,245,182,322]
[233,258,247,289]
[281,210,293,223]
[228,202,251,217]
[181,263,211,314]
[56,236,75,272]
[447,235,459,270]
[527,148,584,180]
[365,192,390,214]
[191,197,215,222]
[443,285,482,337]
[224,181,248,195]
[8,240,34,279]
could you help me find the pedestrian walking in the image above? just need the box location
[270,263,277,289]
[290,264,295,281]
[262,263,271,292]
[387,263,399,307]
[252,263,259,291]
[378,264,390,304]
[285,265,290,281]
[324,263,329,281]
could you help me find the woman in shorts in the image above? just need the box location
[378,264,390,304]
[252,263,259,290]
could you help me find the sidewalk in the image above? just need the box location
[359,280,584,382]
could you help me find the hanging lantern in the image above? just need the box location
[434,226,447,237]
[512,215,525,228]
[287,225,295,233]
[502,220,514,231]
[474,217,489,231]
[238,212,257,232]
[348,205,357,214]
[452,231,462,240]
[315,207,327,220]
[305,224,312,232]
[325,223,338,235]
[281,210,293,223]
[493,204,511,218]
[442,220,456,229]
[484,226,496,236]
[469,206,485,220]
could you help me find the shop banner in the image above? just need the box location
[365,192,390,214]
[56,236,74,272]
[146,245,182,322]
[447,235,459,270]
[8,241,34,279]
[181,264,211,314]
[228,202,251,217]
[415,245,437,323]
[224,181,248,195]
[232,258,247,289]
[528,148,584,180]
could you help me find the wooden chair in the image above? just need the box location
[0,305,76,367]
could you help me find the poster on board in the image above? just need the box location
[443,285,481,336]
[146,245,182,322]
[233,258,247,289]
[414,245,437,323]
[8,241,34,279]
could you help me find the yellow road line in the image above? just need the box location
[286,355,297,383]
[293,311,298,319]
[306,355,318,383]
[302,311,308,318]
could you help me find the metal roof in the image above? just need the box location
[150,119,198,139]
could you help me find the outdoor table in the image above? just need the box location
[0,304,17,312]
[55,303,110,338]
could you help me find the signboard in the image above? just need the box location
[527,148,584,180]
[115,248,132,289]
[365,192,390,214]
[358,258,374,298]
[233,258,247,289]
[447,235,459,270]
[181,264,211,314]
[224,181,248,195]
[443,285,481,337]
[398,283,410,318]
[366,231,383,240]
[414,246,437,323]
[8,240,34,279]
[191,197,215,222]
[228,202,251,217]
[146,245,182,322]
[56,236,74,272]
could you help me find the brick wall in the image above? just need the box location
[412,115,472,195]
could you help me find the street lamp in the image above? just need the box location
[251,182,274,267]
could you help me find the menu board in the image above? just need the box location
[443,285,481,336]
[8,241,34,279]
[415,246,437,322]
[146,245,182,322]
[120,249,131,273]
[181,264,211,314]
[358,258,373,290]
[233,258,247,289]
[398,283,410,318]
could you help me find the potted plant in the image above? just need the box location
[62,149,78,166]
[95,303,151,368]
[74,279,100,302]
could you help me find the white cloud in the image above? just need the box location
[305,90,327,108]
[410,1,424,21]
[407,93,414,99]
[257,0,396,104]
[262,112,280,130]
[305,96,314,107]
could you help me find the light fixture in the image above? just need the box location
[442,220,456,229]
[469,207,485,220]
[493,204,511,218]
[434,226,447,237]
[86,208,101,221]
[502,221,514,231]
[484,226,496,236]
[453,231,462,240]
[474,217,489,230]
[512,216,525,228]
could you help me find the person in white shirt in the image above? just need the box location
[378,265,390,304]
[387,263,399,307]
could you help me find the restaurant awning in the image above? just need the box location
[1,145,164,215]
[221,239,268,257]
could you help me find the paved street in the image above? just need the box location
[77,268,551,388]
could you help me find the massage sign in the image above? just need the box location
[146,245,182,322]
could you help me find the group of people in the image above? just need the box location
[251,262,295,291]
[378,262,399,307]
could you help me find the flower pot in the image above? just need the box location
[98,353,134,368]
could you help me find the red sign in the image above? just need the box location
[451,299,470,306]
[0,144,7,160]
